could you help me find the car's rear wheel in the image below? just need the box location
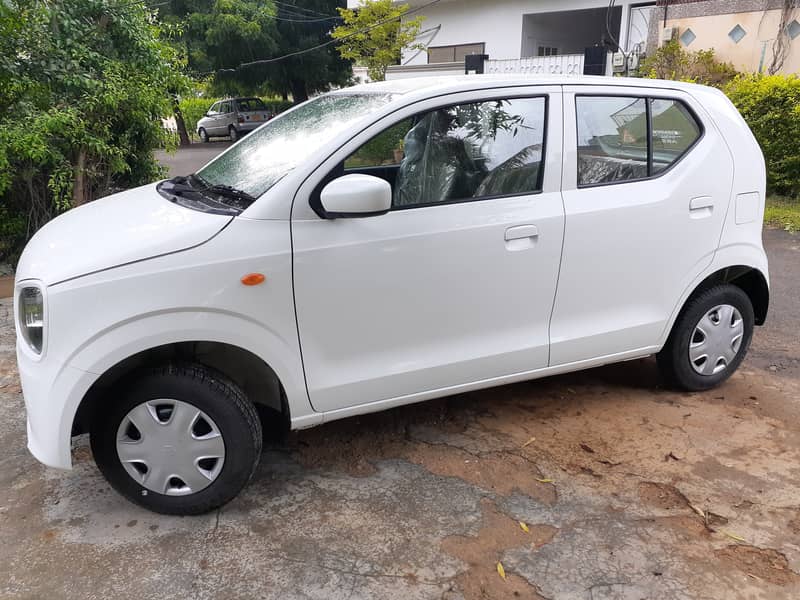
[657,284,754,391]
[198,128,208,143]
[228,126,238,142]
[90,364,262,515]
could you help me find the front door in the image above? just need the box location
[549,86,732,365]
[292,91,565,412]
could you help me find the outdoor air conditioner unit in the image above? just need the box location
[661,27,677,43]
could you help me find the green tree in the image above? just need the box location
[262,0,353,103]
[165,1,351,102]
[332,0,424,81]
[0,0,188,261]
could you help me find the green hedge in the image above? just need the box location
[177,97,294,141]
[724,75,800,197]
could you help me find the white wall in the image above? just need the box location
[388,0,639,65]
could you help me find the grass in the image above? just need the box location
[765,196,800,232]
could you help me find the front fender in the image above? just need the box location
[38,310,314,468]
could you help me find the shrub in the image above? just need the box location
[724,74,800,197]
[178,97,214,140]
[640,40,739,88]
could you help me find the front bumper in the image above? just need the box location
[17,341,96,469]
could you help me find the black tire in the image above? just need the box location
[657,284,754,391]
[198,128,208,143]
[228,126,238,142]
[90,364,262,515]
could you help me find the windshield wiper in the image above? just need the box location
[204,184,257,206]
[157,176,241,216]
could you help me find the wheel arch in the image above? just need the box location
[684,265,769,326]
[73,340,291,438]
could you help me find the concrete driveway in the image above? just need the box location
[1,230,799,600]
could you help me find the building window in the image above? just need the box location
[728,24,747,44]
[679,28,696,47]
[537,46,559,57]
[428,43,486,64]
[788,20,800,40]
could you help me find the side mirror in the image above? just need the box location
[320,174,391,219]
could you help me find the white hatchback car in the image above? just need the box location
[15,76,769,514]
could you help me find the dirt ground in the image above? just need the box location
[1,229,798,600]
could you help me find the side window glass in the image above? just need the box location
[576,96,648,186]
[345,119,413,169]
[650,98,701,174]
[221,101,231,114]
[344,97,546,209]
[208,103,219,115]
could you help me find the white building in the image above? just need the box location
[346,0,655,77]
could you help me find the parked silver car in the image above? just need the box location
[196,97,272,142]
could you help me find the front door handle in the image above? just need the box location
[505,225,539,241]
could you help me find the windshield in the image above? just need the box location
[236,98,267,112]
[196,93,397,199]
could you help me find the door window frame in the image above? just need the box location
[309,93,550,217]
[574,93,705,189]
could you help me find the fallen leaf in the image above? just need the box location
[536,478,553,484]
[665,451,682,462]
[519,521,530,533]
[521,437,536,448]
[721,530,746,543]
[496,562,506,580]
[579,443,595,454]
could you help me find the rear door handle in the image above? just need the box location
[689,196,714,218]
[505,225,539,241]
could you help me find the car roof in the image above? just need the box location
[334,74,719,99]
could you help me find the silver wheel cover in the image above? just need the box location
[688,304,744,376]
[116,399,225,496]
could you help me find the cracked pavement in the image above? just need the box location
[1,229,799,600]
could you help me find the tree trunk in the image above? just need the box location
[172,96,191,147]
[72,148,88,207]
[289,78,308,104]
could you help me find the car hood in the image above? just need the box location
[16,183,233,286]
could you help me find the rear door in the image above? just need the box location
[217,100,233,134]
[204,102,221,134]
[549,85,732,365]
[291,88,565,412]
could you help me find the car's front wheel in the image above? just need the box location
[198,128,209,143]
[657,284,754,391]
[90,365,262,515]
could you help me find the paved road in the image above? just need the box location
[0,230,798,600]
[155,142,232,178]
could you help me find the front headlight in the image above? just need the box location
[18,286,45,354]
